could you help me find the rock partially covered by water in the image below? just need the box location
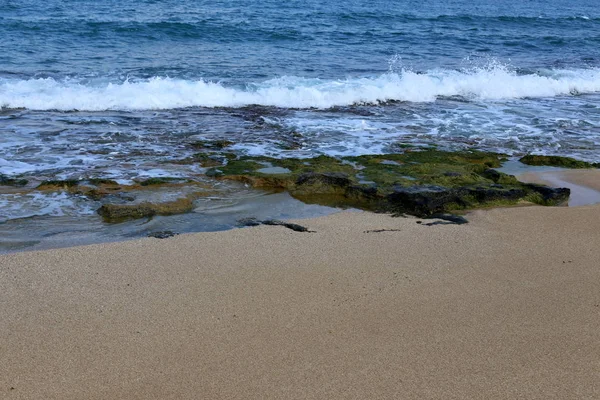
[97,197,194,222]
[0,174,28,187]
[147,230,178,239]
[37,179,79,190]
[519,155,600,169]
[208,150,572,216]
[522,183,571,206]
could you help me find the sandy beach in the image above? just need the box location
[3,0,600,398]
[2,176,600,399]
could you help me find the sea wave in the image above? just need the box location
[1,66,600,111]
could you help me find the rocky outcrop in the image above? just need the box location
[97,197,194,222]
[209,150,572,217]
[0,174,28,187]
[519,155,599,169]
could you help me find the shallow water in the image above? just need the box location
[0,191,339,253]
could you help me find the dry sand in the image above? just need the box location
[1,200,599,399]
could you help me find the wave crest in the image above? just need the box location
[1,66,600,111]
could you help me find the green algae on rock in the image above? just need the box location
[207,150,570,217]
[97,197,195,222]
[86,178,119,186]
[519,155,600,169]
[0,174,28,187]
[37,179,80,190]
[189,140,235,150]
[138,177,188,186]
[191,152,237,168]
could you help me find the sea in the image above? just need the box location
[1,0,599,251]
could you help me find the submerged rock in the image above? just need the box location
[97,197,194,222]
[190,140,234,150]
[37,179,79,190]
[0,174,28,187]
[138,177,187,186]
[519,155,599,169]
[147,230,178,239]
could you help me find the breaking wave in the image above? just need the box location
[2,66,600,111]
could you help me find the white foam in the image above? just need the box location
[0,192,96,221]
[2,66,600,111]
[0,158,37,175]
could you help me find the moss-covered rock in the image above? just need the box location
[205,149,570,216]
[0,174,28,187]
[138,177,186,186]
[190,140,234,150]
[97,197,194,222]
[87,178,119,186]
[192,152,236,167]
[37,180,79,190]
[82,188,109,201]
[519,155,599,169]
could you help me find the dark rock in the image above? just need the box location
[190,140,234,150]
[464,186,526,203]
[481,169,519,185]
[347,184,378,197]
[237,217,262,227]
[236,217,313,232]
[519,155,597,169]
[261,219,313,232]
[481,169,502,182]
[205,168,223,177]
[425,213,469,225]
[524,183,571,205]
[387,185,462,216]
[0,174,28,187]
[148,230,178,239]
[295,172,352,188]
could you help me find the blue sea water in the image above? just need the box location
[1,0,599,250]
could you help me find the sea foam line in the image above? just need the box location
[1,66,600,111]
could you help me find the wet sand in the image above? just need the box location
[518,168,600,206]
[1,199,600,399]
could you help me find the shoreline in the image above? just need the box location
[517,168,600,206]
[3,152,598,254]
[1,176,600,398]
[2,164,600,255]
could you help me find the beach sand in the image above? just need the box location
[518,168,600,207]
[1,198,599,399]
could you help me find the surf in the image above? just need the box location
[2,65,600,111]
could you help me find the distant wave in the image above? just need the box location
[2,66,600,111]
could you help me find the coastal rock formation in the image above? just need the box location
[1,150,577,223]
[210,150,572,217]
[97,197,194,222]
[519,155,600,169]
[0,174,28,187]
